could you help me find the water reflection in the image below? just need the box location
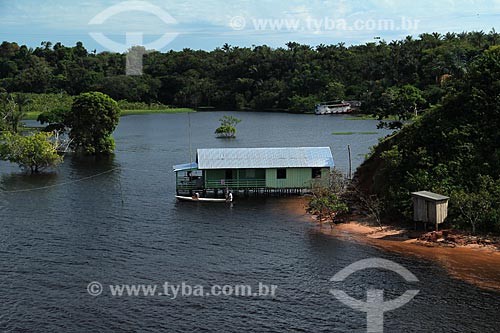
[0,171,60,192]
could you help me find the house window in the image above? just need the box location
[245,169,255,178]
[277,168,287,179]
[312,168,322,178]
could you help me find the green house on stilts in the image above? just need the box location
[174,147,334,197]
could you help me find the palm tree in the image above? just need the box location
[457,31,468,41]
[4,94,31,133]
[489,28,499,45]
[444,32,457,41]
[41,41,52,50]
[469,31,486,48]
[432,32,443,41]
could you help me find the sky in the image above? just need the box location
[1,0,500,52]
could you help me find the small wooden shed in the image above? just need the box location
[411,191,449,231]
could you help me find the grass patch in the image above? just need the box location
[120,108,195,116]
[332,131,379,135]
[24,112,42,120]
[23,108,196,120]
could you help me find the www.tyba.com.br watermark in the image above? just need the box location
[87,258,418,332]
[87,281,278,299]
[88,1,179,75]
[230,16,421,33]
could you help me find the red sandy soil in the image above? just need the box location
[277,197,500,292]
[323,219,500,292]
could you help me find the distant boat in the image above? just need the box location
[175,195,228,203]
[315,101,361,115]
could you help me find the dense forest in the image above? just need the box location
[0,30,499,111]
[357,46,500,234]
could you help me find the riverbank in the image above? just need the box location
[287,196,500,292]
[23,108,195,120]
[320,217,500,292]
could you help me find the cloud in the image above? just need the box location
[1,0,500,51]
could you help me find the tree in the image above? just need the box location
[354,185,384,230]
[307,169,350,228]
[0,132,63,173]
[288,95,317,113]
[376,85,426,129]
[307,188,349,228]
[37,107,69,132]
[215,115,241,138]
[66,92,121,154]
[452,188,491,235]
[321,81,345,101]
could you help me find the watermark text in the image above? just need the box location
[87,281,278,299]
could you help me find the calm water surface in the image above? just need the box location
[1,112,499,332]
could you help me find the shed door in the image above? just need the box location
[426,202,431,222]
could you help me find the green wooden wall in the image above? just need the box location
[265,167,329,188]
[203,168,330,189]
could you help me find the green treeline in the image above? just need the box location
[0,30,499,111]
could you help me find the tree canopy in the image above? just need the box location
[1,31,499,112]
[66,92,121,154]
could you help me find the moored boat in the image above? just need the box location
[314,100,361,115]
[175,195,229,203]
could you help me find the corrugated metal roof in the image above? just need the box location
[173,162,198,172]
[411,191,449,201]
[197,147,334,170]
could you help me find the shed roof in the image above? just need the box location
[411,191,449,201]
[197,147,334,170]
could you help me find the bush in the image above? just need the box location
[307,188,349,227]
[0,131,63,173]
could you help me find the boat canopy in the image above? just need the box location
[173,162,198,172]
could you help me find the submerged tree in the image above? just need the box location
[0,132,63,173]
[66,92,121,154]
[215,115,242,138]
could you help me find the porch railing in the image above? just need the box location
[176,180,203,190]
[205,179,267,189]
